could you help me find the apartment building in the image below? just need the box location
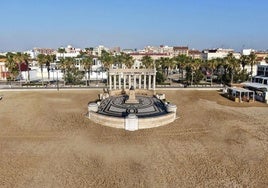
[56,45,81,61]
[188,50,202,59]
[173,46,189,56]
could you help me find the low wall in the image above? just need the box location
[89,112,124,129]
[88,111,176,130]
[138,113,176,129]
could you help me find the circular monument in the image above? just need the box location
[88,89,177,131]
[87,68,177,131]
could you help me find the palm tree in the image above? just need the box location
[5,52,18,82]
[22,53,31,83]
[81,56,93,86]
[165,57,175,76]
[173,54,190,82]
[141,55,154,68]
[188,58,202,85]
[240,55,249,72]
[37,54,47,86]
[59,57,75,86]
[224,53,240,85]
[207,58,219,85]
[100,50,114,86]
[156,57,174,82]
[45,54,55,80]
[57,47,66,60]
[13,52,24,85]
[122,53,134,69]
[100,50,114,70]
[248,52,257,81]
[114,53,124,68]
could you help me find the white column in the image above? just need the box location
[144,74,146,89]
[149,74,151,90]
[114,75,116,89]
[129,75,131,89]
[123,75,126,89]
[109,75,112,90]
[139,75,141,89]
[153,75,156,90]
[134,75,136,89]
[119,74,121,89]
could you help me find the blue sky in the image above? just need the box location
[1,0,268,52]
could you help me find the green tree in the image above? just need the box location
[13,52,25,85]
[37,54,47,86]
[239,55,249,82]
[81,56,93,86]
[173,54,190,82]
[5,52,18,81]
[248,52,257,81]
[123,53,134,69]
[57,47,66,60]
[207,58,219,85]
[240,55,249,72]
[224,53,240,85]
[59,57,75,86]
[100,50,114,70]
[188,58,203,85]
[99,50,114,86]
[45,54,56,80]
[21,53,31,83]
[156,71,165,84]
[141,55,154,68]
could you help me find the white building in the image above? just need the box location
[242,49,255,56]
[92,45,109,56]
[56,45,81,61]
[202,48,240,60]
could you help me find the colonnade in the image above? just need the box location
[109,69,156,90]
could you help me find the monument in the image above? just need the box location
[87,68,178,131]
[125,86,139,104]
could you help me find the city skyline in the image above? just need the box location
[1,0,268,52]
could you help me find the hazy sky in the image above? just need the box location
[1,0,268,52]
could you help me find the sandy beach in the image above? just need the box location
[0,89,268,187]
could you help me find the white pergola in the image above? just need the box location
[226,87,255,102]
[108,68,156,90]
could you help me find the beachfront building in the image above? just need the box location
[129,52,172,61]
[202,48,241,60]
[241,64,268,103]
[92,45,109,56]
[144,45,174,55]
[188,50,202,59]
[173,46,189,56]
[256,65,268,77]
[242,49,255,56]
[56,45,81,61]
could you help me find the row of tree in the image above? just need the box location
[3,50,268,86]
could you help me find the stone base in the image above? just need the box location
[125,114,138,131]
[125,99,139,104]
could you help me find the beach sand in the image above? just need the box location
[0,89,268,187]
